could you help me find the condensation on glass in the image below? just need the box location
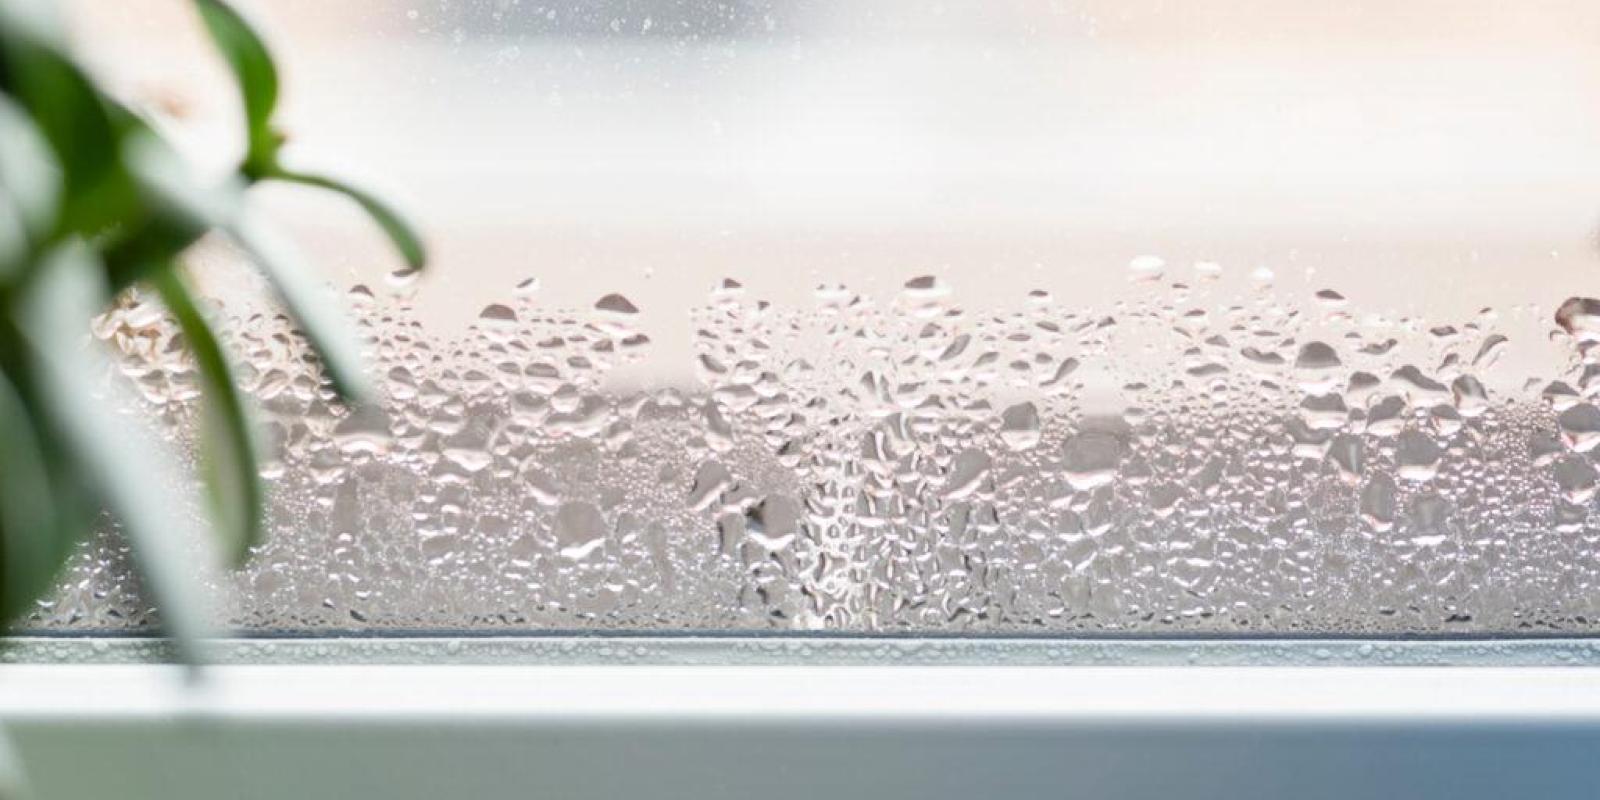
[34,0,1600,634]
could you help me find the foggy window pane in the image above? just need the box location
[38,0,1600,635]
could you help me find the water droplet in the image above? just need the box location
[1062,431,1122,491]
[1472,334,1508,367]
[1294,342,1342,391]
[1328,434,1364,484]
[553,502,607,562]
[1555,297,1600,341]
[1127,255,1165,283]
[595,293,640,315]
[902,275,950,298]
[745,495,800,552]
[1558,404,1600,452]
[1397,430,1443,482]
[386,268,421,289]
[1553,456,1599,504]
[688,462,734,511]
[1452,376,1490,417]
[1360,474,1398,531]
[478,304,518,341]
[333,406,393,457]
[999,402,1041,451]
[1295,341,1341,371]
[944,449,992,500]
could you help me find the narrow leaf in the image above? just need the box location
[191,0,281,171]
[121,135,371,401]
[0,95,59,247]
[0,724,31,800]
[0,366,71,623]
[104,128,223,291]
[229,213,373,401]
[152,269,264,566]
[270,170,427,271]
[0,0,66,46]
[121,131,228,232]
[0,196,25,278]
[0,7,136,238]
[16,243,221,667]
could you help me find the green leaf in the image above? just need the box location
[152,269,264,566]
[0,724,31,800]
[16,242,221,668]
[0,366,71,623]
[270,170,427,272]
[0,94,60,253]
[120,128,228,233]
[121,135,372,401]
[0,5,137,239]
[191,0,282,173]
[0,196,25,279]
[229,213,373,401]
[101,126,223,290]
[0,0,66,47]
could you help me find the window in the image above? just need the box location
[39,0,1600,636]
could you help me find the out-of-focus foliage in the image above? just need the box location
[0,0,426,661]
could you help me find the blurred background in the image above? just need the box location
[63,0,1600,382]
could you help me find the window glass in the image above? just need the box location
[38,0,1600,634]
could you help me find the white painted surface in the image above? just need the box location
[0,664,1597,720]
[2,665,1597,799]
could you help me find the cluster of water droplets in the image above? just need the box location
[24,258,1600,634]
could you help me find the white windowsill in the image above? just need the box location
[0,664,1597,721]
[1,662,1597,799]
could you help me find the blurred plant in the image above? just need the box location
[0,0,425,662]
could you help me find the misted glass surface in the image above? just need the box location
[35,0,1600,634]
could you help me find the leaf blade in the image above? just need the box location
[0,723,31,800]
[120,133,370,401]
[0,94,60,252]
[0,6,136,240]
[0,366,72,624]
[229,212,373,401]
[152,269,264,566]
[191,0,281,171]
[270,170,427,272]
[16,243,221,666]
